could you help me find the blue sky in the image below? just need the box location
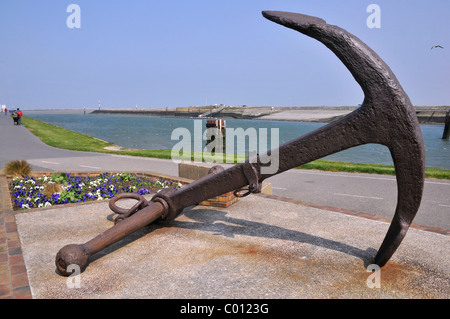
[0,0,448,109]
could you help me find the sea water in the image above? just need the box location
[26,113,450,170]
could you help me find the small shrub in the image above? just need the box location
[43,183,63,197]
[3,160,32,177]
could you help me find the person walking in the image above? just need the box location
[12,109,19,125]
[4,108,7,116]
[17,108,23,125]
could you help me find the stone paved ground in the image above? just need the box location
[17,195,450,299]
[0,171,450,299]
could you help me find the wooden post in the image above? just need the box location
[442,110,450,140]
[205,119,226,154]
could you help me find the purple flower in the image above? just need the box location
[137,188,150,195]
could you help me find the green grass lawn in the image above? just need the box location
[298,160,450,179]
[21,116,245,162]
[21,116,450,179]
[22,116,116,152]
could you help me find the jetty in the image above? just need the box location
[90,105,449,124]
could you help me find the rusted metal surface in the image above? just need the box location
[108,193,149,224]
[55,11,425,276]
[260,11,425,268]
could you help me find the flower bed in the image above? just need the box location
[9,172,183,210]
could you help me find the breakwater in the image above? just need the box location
[90,106,275,120]
[90,106,449,124]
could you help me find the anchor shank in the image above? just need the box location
[169,164,249,211]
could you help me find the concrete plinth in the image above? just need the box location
[15,195,449,299]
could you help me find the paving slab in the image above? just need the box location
[14,194,450,299]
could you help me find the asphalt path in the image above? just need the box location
[266,170,450,230]
[1,113,449,230]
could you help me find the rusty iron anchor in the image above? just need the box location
[55,11,425,276]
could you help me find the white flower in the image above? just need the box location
[90,180,100,187]
[38,203,44,208]
[44,202,52,207]
[21,204,30,209]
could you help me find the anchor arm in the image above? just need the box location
[261,11,425,266]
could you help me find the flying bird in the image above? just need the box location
[431,45,444,49]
